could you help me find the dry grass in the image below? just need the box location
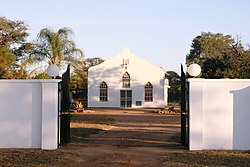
[161,150,250,167]
[0,149,76,167]
[70,114,115,143]
[70,114,115,126]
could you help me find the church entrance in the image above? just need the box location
[120,90,132,108]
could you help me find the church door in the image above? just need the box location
[120,90,132,108]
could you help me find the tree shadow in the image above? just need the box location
[70,111,185,150]
[70,127,104,143]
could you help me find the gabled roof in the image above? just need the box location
[89,48,166,74]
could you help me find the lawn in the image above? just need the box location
[70,114,115,143]
[0,149,76,167]
[161,150,250,167]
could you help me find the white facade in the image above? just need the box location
[88,48,169,108]
[188,79,250,150]
[0,80,60,150]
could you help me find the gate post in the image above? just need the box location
[41,80,61,149]
[58,65,71,146]
[180,64,187,146]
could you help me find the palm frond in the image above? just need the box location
[31,27,83,66]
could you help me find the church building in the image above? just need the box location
[88,48,169,108]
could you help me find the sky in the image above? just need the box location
[1,0,250,73]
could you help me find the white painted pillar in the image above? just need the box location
[188,78,204,150]
[41,80,60,150]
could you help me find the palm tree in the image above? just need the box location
[33,27,83,66]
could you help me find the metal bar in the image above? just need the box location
[180,64,187,146]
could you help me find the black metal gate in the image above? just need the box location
[58,65,71,146]
[180,64,188,147]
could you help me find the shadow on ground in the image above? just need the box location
[60,109,187,167]
[71,111,184,149]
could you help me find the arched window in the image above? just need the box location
[100,81,108,101]
[145,82,153,102]
[122,72,130,88]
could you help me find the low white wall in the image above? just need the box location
[0,80,60,150]
[188,79,250,150]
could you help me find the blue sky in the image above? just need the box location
[1,0,250,73]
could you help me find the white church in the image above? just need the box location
[88,48,169,108]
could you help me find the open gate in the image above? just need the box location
[58,65,71,146]
[180,64,188,147]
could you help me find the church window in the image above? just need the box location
[145,82,153,102]
[122,72,130,88]
[100,81,108,101]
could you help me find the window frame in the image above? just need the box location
[122,72,130,88]
[99,81,108,102]
[145,82,153,102]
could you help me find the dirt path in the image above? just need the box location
[59,109,186,167]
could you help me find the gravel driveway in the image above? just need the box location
[59,108,186,167]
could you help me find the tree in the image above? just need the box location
[32,27,83,66]
[71,57,104,90]
[33,71,51,79]
[0,45,16,78]
[0,17,32,78]
[70,57,104,103]
[186,32,250,78]
[167,71,181,102]
[0,17,28,47]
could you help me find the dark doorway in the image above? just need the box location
[120,90,132,108]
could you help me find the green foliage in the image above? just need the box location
[33,71,51,79]
[186,32,250,78]
[32,27,83,66]
[167,71,181,102]
[0,17,28,47]
[0,17,34,79]
[70,57,104,101]
[0,44,16,78]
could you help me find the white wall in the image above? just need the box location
[0,80,60,150]
[88,48,168,108]
[188,79,250,150]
